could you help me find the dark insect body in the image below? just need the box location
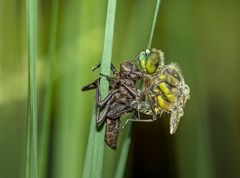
[82,48,190,149]
[81,62,141,150]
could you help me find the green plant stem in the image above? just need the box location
[26,0,38,178]
[114,125,132,178]
[114,1,162,177]
[148,0,162,48]
[82,106,97,178]
[82,0,117,178]
[38,1,59,178]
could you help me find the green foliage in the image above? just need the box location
[26,0,38,178]
[114,1,162,177]
[114,125,132,178]
[38,1,59,178]
[148,0,162,48]
[82,0,117,177]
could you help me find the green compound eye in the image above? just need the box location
[138,51,147,72]
[146,53,159,74]
[137,49,164,75]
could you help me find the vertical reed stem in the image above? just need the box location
[26,0,38,177]
[82,0,117,178]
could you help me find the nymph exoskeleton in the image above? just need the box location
[81,62,142,149]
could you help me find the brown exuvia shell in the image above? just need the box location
[105,118,120,150]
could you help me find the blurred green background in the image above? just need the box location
[0,0,240,178]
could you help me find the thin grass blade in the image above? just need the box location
[82,106,97,178]
[114,125,132,178]
[148,0,162,48]
[38,1,59,178]
[114,1,162,177]
[82,0,117,178]
[25,0,38,177]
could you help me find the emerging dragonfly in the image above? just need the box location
[129,48,190,134]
